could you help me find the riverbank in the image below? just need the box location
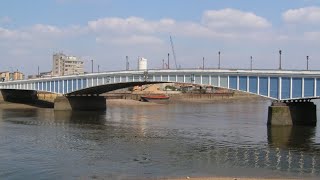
[0,99,53,109]
[0,95,268,109]
[106,99,163,106]
[0,101,46,109]
[105,97,269,106]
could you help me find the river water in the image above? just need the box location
[0,99,320,179]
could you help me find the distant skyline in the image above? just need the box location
[1,0,320,75]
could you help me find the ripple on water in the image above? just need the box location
[0,101,320,178]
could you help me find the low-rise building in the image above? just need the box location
[40,71,52,78]
[13,71,24,80]
[0,71,24,81]
[0,71,10,82]
[27,75,39,79]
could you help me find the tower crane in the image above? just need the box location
[170,36,178,69]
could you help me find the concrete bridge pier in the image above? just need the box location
[268,101,317,126]
[54,96,106,111]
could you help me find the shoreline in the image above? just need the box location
[0,95,269,109]
[106,99,163,106]
[0,101,49,109]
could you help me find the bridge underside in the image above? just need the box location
[0,89,38,102]
[66,81,163,96]
[0,89,54,108]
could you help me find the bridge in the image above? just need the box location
[0,69,319,126]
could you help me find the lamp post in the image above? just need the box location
[250,56,253,70]
[98,65,100,73]
[218,51,221,69]
[126,56,129,70]
[202,57,205,70]
[91,59,93,73]
[307,56,309,71]
[167,53,170,69]
[279,50,282,70]
[162,59,164,69]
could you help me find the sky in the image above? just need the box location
[1,0,320,75]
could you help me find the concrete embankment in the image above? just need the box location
[106,99,163,106]
[106,91,265,103]
[0,90,266,109]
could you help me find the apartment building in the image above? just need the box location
[52,53,84,76]
[0,71,25,81]
[0,71,9,82]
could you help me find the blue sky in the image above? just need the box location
[1,0,320,75]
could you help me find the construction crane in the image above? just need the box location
[170,36,178,69]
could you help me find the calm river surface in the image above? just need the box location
[1,99,320,179]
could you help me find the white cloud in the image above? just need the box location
[202,8,271,30]
[0,27,29,40]
[0,24,70,40]
[0,8,287,49]
[88,16,176,34]
[304,31,320,40]
[87,10,272,41]
[108,35,164,45]
[32,24,63,34]
[55,0,105,4]
[283,6,320,24]
[3,7,320,74]
[0,27,15,39]
[0,16,11,24]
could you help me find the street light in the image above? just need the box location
[202,57,205,70]
[218,51,221,69]
[250,56,253,70]
[98,65,100,73]
[162,59,165,69]
[91,59,93,73]
[279,50,282,70]
[126,56,129,70]
[307,56,309,71]
[167,53,170,69]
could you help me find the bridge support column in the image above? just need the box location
[0,90,3,101]
[268,101,317,126]
[54,96,106,111]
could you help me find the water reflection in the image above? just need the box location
[54,111,106,125]
[1,101,320,178]
[266,126,320,175]
[267,126,316,151]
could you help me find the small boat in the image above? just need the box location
[140,94,170,102]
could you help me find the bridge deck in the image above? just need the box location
[1,69,320,100]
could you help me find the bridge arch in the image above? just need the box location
[1,69,320,101]
[1,69,319,125]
